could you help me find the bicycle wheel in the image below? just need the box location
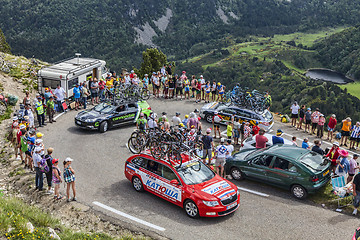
[149,140,162,159]
[167,149,182,167]
[193,141,204,158]
[127,137,142,154]
[141,89,151,100]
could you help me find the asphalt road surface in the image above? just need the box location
[43,98,359,240]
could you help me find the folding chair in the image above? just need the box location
[331,175,353,211]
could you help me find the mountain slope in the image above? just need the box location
[1,0,360,70]
[313,25,360,80]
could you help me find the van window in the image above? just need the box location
[42,78,60,89]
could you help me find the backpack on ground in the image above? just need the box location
[335,132,342,140]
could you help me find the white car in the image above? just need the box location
[242,133,294,150]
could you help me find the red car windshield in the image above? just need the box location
[177,161,215,185]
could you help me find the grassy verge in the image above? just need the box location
[0,106,13,124]
[0,195,143,240]
[339,81,360,99]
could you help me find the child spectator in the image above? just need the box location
[52,158,62,200]
[63,157,76,202]
[292,136,298,146]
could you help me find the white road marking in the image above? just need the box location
[53,112,65,120]
[92,201,166,232]
[237,186,269,197]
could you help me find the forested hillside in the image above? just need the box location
[1,0,360,70]
[0,28,10,54]
[313,25,360,80]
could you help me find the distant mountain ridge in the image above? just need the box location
[1,0,360,70]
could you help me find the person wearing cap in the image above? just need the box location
[212,111,222,138]
[297,105,306,130]
[216,82,225,102]
[202,128,214,166]
[252,121,260,136]
[272,129,284,145]
[349,122,360,150]
[325,141,340,174]
[46,96,56,123]
[35,96,46,127]
[301,138,310,149]
[304,107,312,133]
[172,112,182,126]
[316,114,325,139]
[336,149,350,177]
[33,146,44,191]
[182,114,189,128]
[310,108,321,134]
[63,157,76,202]
[142,74,149,90]
[215,138,227,177]
[24,104,35,128]
[348,154,359,183]
[52,158,62,200]
[327,114,337,141]
[290,101,300,128]
[340,117,352,147]
[256,128,268,149]
[25,130,36,170]
[44,87,53,104]
[136,113,148,130]
[54,84,66,112]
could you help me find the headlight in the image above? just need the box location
[84,119,95,122]
[202,200,219,207]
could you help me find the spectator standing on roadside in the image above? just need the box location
[44,148,54,194]
[204,81,211,103]
[243,122,252,141]
[143,74,149,90]
[211,81,217,102]
[90,78,99,105]
[172,112,182,126]
[348,154,359,183]
[326,142,340,175]
[199,75,206,100]
[54,84,66,112]
[46,96,56,123]
[353,168,360,215]
[297,105,306,130]
[52,158,62,200]
[255,128,268,149]
[317,114,325,139]
[202,128,214,166]
[226,139,234,159]
[195,79,202,103]
[215,138,227,178]
[190,75,197,98]
[312,140,324,155]
[340,117,352,147]
[81,83,90,109]
[33,146,44,191]
[184,76,190,100]
[98,79,106,101]
[290,101,300,128]
[24,104,35,129]
[302,138,310,149]
[304,108,312,133]
[252,122,260,136]
[350,122,360,150]
[23,91,31,105]
[168,76,175,98]
[63,157,76,202]
[35,96,46,127]
[176,72,185,100]
[327,114,337,141]
[233,119,240,145]
[148,113,158,129]
[311,108,321,134]
[187,112,200,130]
[212,111,222,138]
[226,122,233,139]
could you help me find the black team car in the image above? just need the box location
[75,101,147,133]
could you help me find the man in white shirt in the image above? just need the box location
[290,101,300,128]
[148,113,158,129]
[124,72,131,85]
[200,75,206,100]
[54,84,66,112]
[215,138,227,177]
[225,139,234,159]
[172,112,182,126]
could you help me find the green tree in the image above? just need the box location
[0,28,10,53]
[139,48,167,78]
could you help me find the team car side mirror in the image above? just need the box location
[170,179,180,185]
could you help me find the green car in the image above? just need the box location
[225,145,331,199]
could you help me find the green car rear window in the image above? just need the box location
[300,152,327,172]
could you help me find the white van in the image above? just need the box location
[37,56,107,98]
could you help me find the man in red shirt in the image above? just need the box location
[255,128,268,149]
[327,114,337,141]
[252,121,260,136]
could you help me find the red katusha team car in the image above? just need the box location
[124,153,240,218]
